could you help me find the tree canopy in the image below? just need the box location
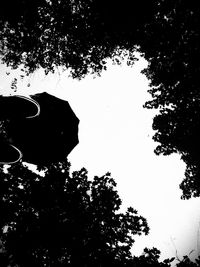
[0,160,150,266]
[1,1,200,263]
[1,0,200,196]
[140,0,200,198]
[0,0,156,78]
[0,160,199,266]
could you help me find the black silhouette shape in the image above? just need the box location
[0,0,156,78]
[1,0,200,197]
[0,161,149,266]
[0,95,40,164]
[139,1,200,198]
[6,92,79,165]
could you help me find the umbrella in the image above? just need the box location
[6,92,79,165]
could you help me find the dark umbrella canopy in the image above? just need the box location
[6,92,79,165]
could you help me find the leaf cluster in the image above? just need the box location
[0,160,149,266]
[0,0,156,78]
[1,0,200,198]
[138,0,200,198]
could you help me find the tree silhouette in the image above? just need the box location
[0,0,156,78]
[4,92,79,166]
[1,2,200,264]
[1,1,200,196]
[139,1,200,198]
[0,160,149,266]
[130,247,174,267]
[176,255,200,267]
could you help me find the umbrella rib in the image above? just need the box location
[15,95,40,119]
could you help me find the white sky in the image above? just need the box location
[1,54,200,264]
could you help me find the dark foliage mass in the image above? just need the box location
[0,0,156,78]
[0,161,150,266]
[1,0,200,198]
[140,0,200,199]
[1,1,200,265]
[0,161,199,266]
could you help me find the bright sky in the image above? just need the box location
[1,54,200,265]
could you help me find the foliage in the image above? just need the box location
[137,0,200,198]
[176,255,200,267]
[1,160,197,267]
[0,160,149,266]
[0,0,156,78]
[130,247,174,266]
[1,1,200,264]
[1,0,200,197]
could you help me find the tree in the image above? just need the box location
[0,0,156,78]
[176,255,200,267]
[1,0,200,197]
[138,0,200,198]
[130,247,174,267]
[0,160,149,266]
